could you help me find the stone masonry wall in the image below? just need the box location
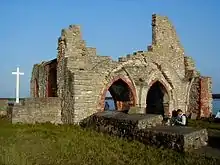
[73,71,104,123]
[200,77,213,118]
[12,97,62,124]
[30,64,39,97]
[151,14,186,80]
[30,63,47,97]
[37,63,47,97]
[187,77,200,118]
[56,36,75,124]
[55,25,117,123]
[30,59,57,98]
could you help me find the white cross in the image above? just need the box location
[12,67,24,104]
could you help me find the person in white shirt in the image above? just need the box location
[215,110,220,119]
[174,109,187,126]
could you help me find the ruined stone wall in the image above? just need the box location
[151,14,186,80]
[184,55,201,117]
[188,77,200,118]
[71,55,184,123]
[55,26,98,123]
[101,57,176,113]
[56,36,75,124]
[37,64,48,97]
[30,60,57,98]
[30,63,48,97]
[200,77,213,118]
[60,25,88,71]
[73,71,104,123]
[187,76,213,119]
[56,25,116,123]
[90,51,187,114]
[12,97,62,124]
[30,64,39,97]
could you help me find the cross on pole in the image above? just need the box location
[12,67,24,104]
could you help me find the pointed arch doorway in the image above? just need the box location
[146,81,169,116]
[101,77,137,113]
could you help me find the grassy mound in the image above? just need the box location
[0,118,218,165]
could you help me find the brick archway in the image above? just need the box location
[99,76,137,112]
[146,79,170,116]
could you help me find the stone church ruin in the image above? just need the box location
[12,14,213,125]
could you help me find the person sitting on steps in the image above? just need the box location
[173,109,187,126]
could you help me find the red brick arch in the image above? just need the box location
[99,76,137,111]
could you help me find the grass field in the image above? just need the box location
[188,119,220,131]
[0,118,219,165]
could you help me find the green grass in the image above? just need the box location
[188,119,220,131]
[0,118,219,165]
[0,107,6,111]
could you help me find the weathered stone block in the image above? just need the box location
[81,111,163,130]
[136,126,208,152]
[11,97,62,124]
[81,111,208,152]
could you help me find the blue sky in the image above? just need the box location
[0,0,219,97]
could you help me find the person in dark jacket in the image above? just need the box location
[174,109,187,126]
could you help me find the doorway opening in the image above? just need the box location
[47,67,57,97]
[146,81,169,116]
[104,79,135,113]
